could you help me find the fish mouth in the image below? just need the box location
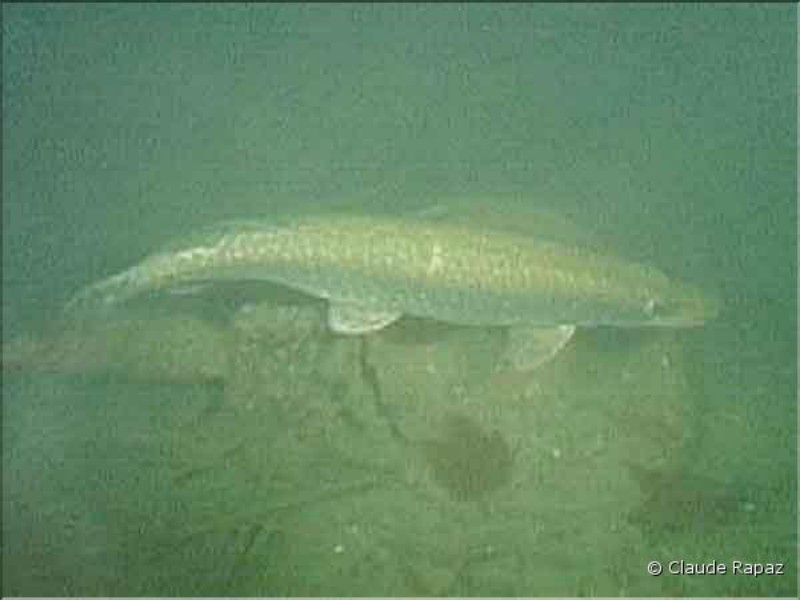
[652,316,709,328]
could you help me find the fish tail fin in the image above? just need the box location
[63,267,145,317]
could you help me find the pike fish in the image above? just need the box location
[64,213,718,370]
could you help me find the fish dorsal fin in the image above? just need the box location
[328,302,402,335]
[408,199,608,251]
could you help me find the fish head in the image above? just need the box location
[640,280,720,328]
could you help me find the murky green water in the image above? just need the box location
[3,4,795,596]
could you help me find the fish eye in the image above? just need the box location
[644,298,660,317]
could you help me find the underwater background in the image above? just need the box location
[2,4,796,596]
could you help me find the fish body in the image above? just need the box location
[65,213,717,369]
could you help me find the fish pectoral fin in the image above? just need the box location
[328,302,402,335]
[504,324,576,371]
